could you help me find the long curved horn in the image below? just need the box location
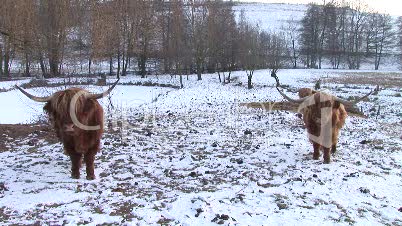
[85,79,120,99]
[276,87,307,103]
[15,85,52,102]
[333,86,378,106]
[332,96,354,106]
[352,87,378,104]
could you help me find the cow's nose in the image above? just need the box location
[64,124,75,132]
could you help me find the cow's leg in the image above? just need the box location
[70,153,82,179]
[331,130,338,154]
[331,144,337,154]
[313,142,320,160]
[323,147,331,164]
[84,153,96,180]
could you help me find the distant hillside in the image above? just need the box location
[233,3,306,32]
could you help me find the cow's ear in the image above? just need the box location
[333,101,341,108]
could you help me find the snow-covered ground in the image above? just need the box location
[0,69,402,225]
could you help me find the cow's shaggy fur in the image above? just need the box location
[43,88,104,180]
[300,92,347,163]
[298,88,317,98]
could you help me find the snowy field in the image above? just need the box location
[0,85,170,124]
[0,69,402,225]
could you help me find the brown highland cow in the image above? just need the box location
[276,87,375,163]
[15,80,119,179]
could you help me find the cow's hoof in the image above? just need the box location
[313,155,320,160]
[86,175,96,180]
[323,160,331,164]
[71,174,80,179]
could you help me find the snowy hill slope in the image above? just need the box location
[233,3,306,32]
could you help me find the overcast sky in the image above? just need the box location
[237,0,402,16]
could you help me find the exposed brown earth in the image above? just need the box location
[0,124,58,152]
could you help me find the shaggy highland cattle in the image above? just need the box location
[276,86,375,163]
[15,80,119,179]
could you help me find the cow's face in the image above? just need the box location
[302,93,340,125]
[298,88,317,98]
[43,89,84,134]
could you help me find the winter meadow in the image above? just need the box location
[0,0,402,225]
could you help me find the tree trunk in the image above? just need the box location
[25,51,30,76]
[117,51,121,79]
[39,53,47,76]
[48,39,60,77]
[375,43,383,70]
[179,75,183,89]
[138,54,146,78]
[247,74,253,89]
[49,57,59,78]
[222,72,226,84]
[88,57,92,75]
[318,55,322,69]
[292,40,297,68]
[0,44,3,77]
[109,56,113,76]
[196,61,202,80]
[122,53,129,76]
[227,71,231,83]
[4,46,10,77]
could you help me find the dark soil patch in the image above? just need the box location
[0,124,58,152]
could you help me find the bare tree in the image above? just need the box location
[169,0,191,86]
[136,1,158,78]
[159,0,173,74]
[92,0,123,78]
[186,0,209,81]
[345,0,369,69]
[0,0,20,77]
[325,1,343,69]
[300,3,321,68]
[284,18,299,68]
[262,32,289,69]
[238,13,261,89]
[365,13,395,70]
[207,0,237,83]
[37,0,75,77]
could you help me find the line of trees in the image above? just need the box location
[0,0,287,85]
[1,0,401,82]
[299,0,398,70]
